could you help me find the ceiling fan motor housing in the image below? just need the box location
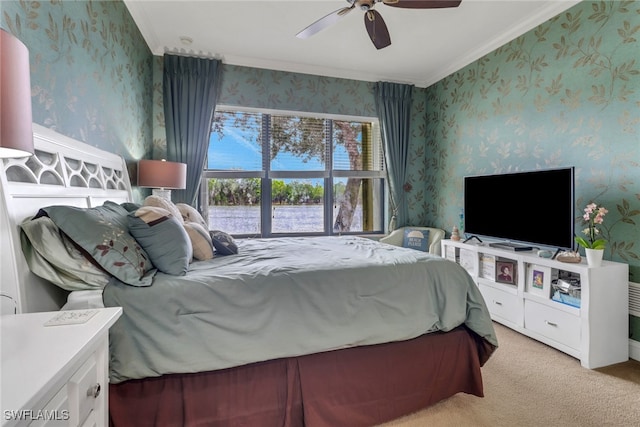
[355,0,375,11]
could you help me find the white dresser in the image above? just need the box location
[1,308,122,426]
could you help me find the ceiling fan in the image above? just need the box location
[296,0,462,50]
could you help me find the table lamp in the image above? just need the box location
[137,159,187,200]
[0,29,34,158]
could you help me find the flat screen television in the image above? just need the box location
[464,167,575,250]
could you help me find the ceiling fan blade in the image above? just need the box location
[296,5,354,39]
[364,10,391,50]
[383,0,462,9]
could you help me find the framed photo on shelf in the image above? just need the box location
[527,264,552,297]
[495,260,516,285]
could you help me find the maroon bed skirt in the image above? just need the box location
[110,326,494,427]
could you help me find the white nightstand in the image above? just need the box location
[1,307,122,426]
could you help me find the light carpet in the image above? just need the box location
[380,322,640,427]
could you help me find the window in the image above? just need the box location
[202,107,385,237]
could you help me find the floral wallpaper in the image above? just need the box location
[217,65,377,116]
[423,1,639,283]
[1,0,153,165]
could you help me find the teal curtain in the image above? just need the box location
[163,54,222,205]
[374,82,413,229]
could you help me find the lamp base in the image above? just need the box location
[152,188,172,201]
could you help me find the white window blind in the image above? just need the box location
[332,120,383,172]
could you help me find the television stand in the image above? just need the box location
[488,242,533,251]
[440,239,629,368]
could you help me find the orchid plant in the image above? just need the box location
[575,203,608,250]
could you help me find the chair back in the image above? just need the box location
[379,226,446,256]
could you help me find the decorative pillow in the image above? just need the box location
[210,230,238,255]
[20,216,111,291]
[402,228,430,252]
[38,201,155,287]
[183,222,215,261]
[128,206,192,275]
[176,203,208,229]
[143,195,183,223]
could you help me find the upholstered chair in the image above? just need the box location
[379,226,446,256]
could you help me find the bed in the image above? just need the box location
[1,124,497,427]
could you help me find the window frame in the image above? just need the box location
[201,105,386,238]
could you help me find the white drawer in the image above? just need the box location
[479,284,519,324]
[28,387,69,426]
[68,353,99,427]
[524,300,581,350]
[80,411,97,427]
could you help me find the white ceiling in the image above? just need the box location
[124,0,580,88]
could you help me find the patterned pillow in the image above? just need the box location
[128,206,192,276]
[143,195,183,223]
[20,216,111,291]
[402,228,430,252]
[176,203,208,229]
[210,230,238,255]
[183,222,215,261]
[38,201,155,287]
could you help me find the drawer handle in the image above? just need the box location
[493,300,503,306]
[545,320,558,327]
[87,383,101,399]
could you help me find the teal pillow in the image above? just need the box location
[120,202,141,212]
[38,201,155,287]
[402,228,430,252]
[128,206,192,275]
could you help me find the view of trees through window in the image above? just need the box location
[202,108,385,236]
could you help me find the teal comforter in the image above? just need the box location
[103,236,497,383]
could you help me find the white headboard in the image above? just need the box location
[0,124,133,314]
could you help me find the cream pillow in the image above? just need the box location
[143,195,183,222]
[176,203,208,229]
[183,221,215,261]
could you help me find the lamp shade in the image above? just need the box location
[138,159,187,189]
[0,29,34,158]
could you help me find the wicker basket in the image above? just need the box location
[556,251,582,263]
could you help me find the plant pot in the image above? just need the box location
[585,248,604,268]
